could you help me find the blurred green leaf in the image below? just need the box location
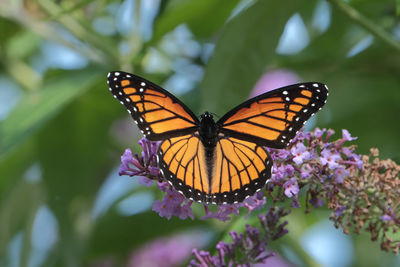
[150,0,240,44]
[87,210,209,262]
[0,70,101,159]
[397,0,400,16]
[5,31,39,59]
[199,0,301,114]
[34,77,123,264]
[0,179,43,258]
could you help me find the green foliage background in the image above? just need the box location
[0,0,399,266]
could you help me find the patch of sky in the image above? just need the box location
[160,24,201,58]
[301,220,353,267]
[116,192,154,216]
[92,16,116,36]
[28,206,59,267]
[0,76,22,121]
[228,0,256,20]
[24,162,42,184]
[346,35,374,57]
[276,13,310,55]
[5,232,24,267]
[163,58,204,95]
[393,23,400,40]
[32,41,88,73]
[200,43,215,63]
[143,47,171,73]
[92,167,140,219]
[116,0,160,40]
[312,0,331,34]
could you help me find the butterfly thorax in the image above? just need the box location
[199,112,218,148]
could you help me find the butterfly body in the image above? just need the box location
[199,112,218,148]
[108,71,328,205]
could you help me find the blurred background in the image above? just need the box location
[0,0,399,266]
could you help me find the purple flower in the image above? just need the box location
[314,128,326,138]
[128,232,207,267]
[334,167,349,183]
[284,165,295,177]
[309,196,325,208]
[326,129,335,140]
[334,206,346,216]
[320,149,341,169]
[250,69,300,98]
[283,178,299,198]
[118,138,160,179]
[291,143,310,165]
[191,207,289,267]
[152,186,194,220]
[271,165,285,182]
[152,200,175,220]
[178,201,194,220]
[342,129,357,141]
[381,214,392,221]
[301,168,311,179]
[201,204,241,222]
[138,176,154,187]
[118,149,138,175]
[277,149,290,160]
[244,192,267,216]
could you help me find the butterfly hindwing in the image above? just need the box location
[158,134,272,204]
[107,71,199,140]
[217,82,328,148]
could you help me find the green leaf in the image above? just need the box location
[0,179,44,258]
[398,0,400,16]
[199,0,301,114]
[150,0,240,44]
[0,70,101,159]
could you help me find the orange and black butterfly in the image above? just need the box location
[107,71,328,205]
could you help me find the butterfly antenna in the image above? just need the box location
[211,112,220,119]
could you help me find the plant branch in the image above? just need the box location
[328,0,400,53]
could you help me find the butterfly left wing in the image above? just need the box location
[158,133,272,204]
[107,71,199,141]
[217,82,328,148]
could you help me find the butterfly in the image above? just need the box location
[107,71,328,205]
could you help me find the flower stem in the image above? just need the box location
[327,0,400,53]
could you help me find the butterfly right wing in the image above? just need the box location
[158,134,272,204]
[107,71,199,140]
[217,82,328,148]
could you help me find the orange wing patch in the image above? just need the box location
[158,134,210,196]
[158,134,272,204]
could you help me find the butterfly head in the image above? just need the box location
[200,111,213,120]
[199,112,218,147]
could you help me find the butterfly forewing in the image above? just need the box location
[107,71,199,140]
[217,82,328,148]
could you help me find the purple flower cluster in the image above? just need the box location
[266,128,363,210]
[117,127,400,256]
[190,207,289,267]
[118,138,160,185]
[118,128,363,221]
